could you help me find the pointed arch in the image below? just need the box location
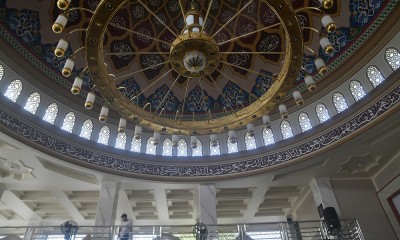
[97,126,110,145]
[24,92,41,114]
[146,137,156,155]
[43,103,58,124]
[245,132,257,150]
[210,140,221,156]
[315,103,330,123]
[177,139,188,157]
[4,79,22,102]
[192,139,203,157]
[280,120,293,140]
[298,112,312,132]
[227,138,238,154]
[262,127,275,146]
[61,112,76,133]
[131,137,142,153]
[385,47,400,71]
[367,65,385,87]
[162,138,173,156]
[332,92,348,113]
[349,80,366,101]
[79,119,93,140]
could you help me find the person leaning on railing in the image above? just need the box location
[118,213,133,240]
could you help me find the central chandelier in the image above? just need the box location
[52,0,336,146]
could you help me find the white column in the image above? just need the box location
[95,182,121,226]
[198,184,218,239]
[310,178,341,218]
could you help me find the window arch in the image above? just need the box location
[385,47,400,71]
[24,92,41,114]
[349,80,366,101]
[367,65,385,87]
[131,137,142,153]
[298,112,312,132]
[177,139,188,157]
[97,126,110,145]
[0,64,3,81]
[315,103,330,123]
[332,92,348,113]
[162,138,173,156]
[245,132,257,150]
[227,139,238,154]
[61,112,76,133]
[115,132,127,149]
[192,139,203,157]
[43,103,58,124]
[262,127,275,146]
[4,79,22,102]
[146,137,156,155]
[79,119,93,140]
[280,120,293,140]
[210,140,221,156]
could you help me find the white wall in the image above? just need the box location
[331,179,397,240]
[294,191,320,221]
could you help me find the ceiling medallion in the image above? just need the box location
[52,0,336,144]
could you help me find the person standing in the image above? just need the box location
[119,214,132,240]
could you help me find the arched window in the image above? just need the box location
[349,80,366,101]
[4,80,22,102]
[315,103,330,123]
[131,137,142,153]
[97,126,110,145]
[332,92,348,113]
[227,139,238,154]
[162,138,173,156]
[177,139,188,157]
[24,92,41,114]
[0,64,4,81]
[79,119,93,140]
[192,139,203,157]
[280,120,293,140]
[210,140,221,156]
[245,132,257,150]
[367,65,385,87]
[385,47,400,71]
[298,112,312,132]
[262,127,275,146]
[43,103,58,124]
[146,137,156,155]
[61,112,76,133]
[115,132,127,149]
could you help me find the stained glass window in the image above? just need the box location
[367,65,385,87]
[245,132,257,150]
[4,80,22,102]
[79,119,93,140]
[192,139,202,157]
[227,139,238,154]
[43,103,58,124]
[61,112,76,133]
[131,137,142,153]
[146,137,156,155]
[97,126,110,145]
[115,132,127,149]
[385,47,400,71]
[316,103,330,123]
[298,112,312,132]
[0,64,3,81]
[210,140,221,156]
[262,127,275,146]
[162,138,173,156]
[332,92,348,113]
[280,120,293,140]
[24,92,40,114]
[177,139,188,157]
[349,80,366,101]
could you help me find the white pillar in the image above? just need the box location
[95,182,121,226]
[198,184,218,239]
[310,178,341,218]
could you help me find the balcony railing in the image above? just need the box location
[0,219,364,240]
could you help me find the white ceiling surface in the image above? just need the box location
[0,110,399,227]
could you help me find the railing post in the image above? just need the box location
[23,226,35,240]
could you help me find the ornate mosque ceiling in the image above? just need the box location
[0,0,394,120]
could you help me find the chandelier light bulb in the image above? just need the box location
[134,126,142,140]
[99,105,109,122]
[118,118,127,133]
[57,0,71,10]
[314,57,327,74]
[55,38,68,57]
[319,0,334,9]
[152,132,160,145]
[279,104,288,119]
[304,75,316,91]
[191,136,198,149]
[228,130,237,144]
[52,14,68,34]
[320,37,334,54]
[321,15,336,33]
[62,58,74,77]
[85,92,95,109]
[210,134,218,147]
[71,76,83,95]
[172,134,179,147]
[262,115,271,128]
[246,123,255,137]
[293,91,304,106]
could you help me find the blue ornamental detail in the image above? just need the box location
[251,70,274,98]
[217,81,250,109]
[118,78,145,106]
[147,84,180,112]
[185,86,215,112]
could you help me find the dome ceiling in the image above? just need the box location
[0,0,392,133]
